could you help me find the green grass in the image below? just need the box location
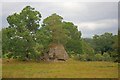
[2,58,118,78]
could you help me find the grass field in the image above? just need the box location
[2,58,118,78]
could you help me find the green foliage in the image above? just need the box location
[35,27,52,56]
[3,6,41,60]
[94,54,104,61]
[93,33,114,54]
[33,43,44,60]
[79,54,88,61]
[94,53,112,61]
[78,39,95,61]
[63,22,82,55]
[81,39,94,55]
[92,33,118,62]
[111,35,118,62]
[3,31,36,60]
[66,39,82,55]
[79,54,94,61]
[43,13,67,44]
[2,28,15,55]
[110,51,118,62]
[7,6,41,32]
[79,53,112,61]
[82,34,118,62]
[63,22,81,40]
[35,27,52,48]
[103,53,112,61]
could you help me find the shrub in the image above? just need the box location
[67,51,75,58]
[79,53,112,61]
[94,54,104,61]
[79,54,87,61]
[103,53,112,61]
[79,54,94,61]
[110,51,118,62]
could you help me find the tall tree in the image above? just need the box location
[3,6,41,60]
[43,13,67,44]
[7,6,41,32]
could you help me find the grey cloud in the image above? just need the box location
[79,19,118,38]
[2,2,118,37]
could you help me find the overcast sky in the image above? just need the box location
[1,2,118,38]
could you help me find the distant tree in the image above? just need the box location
[112,35,118,52]
[83,38,93,47]
[93,32,114,55]
[109,34,119,62]
[84,33,118,62]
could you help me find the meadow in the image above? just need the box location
[2,59,118,78]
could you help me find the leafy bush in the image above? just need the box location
[79,54,94,61]
[94,54,104,61]
[67,51,75,58]
[110,51,118,62]
[79,53,112,61]
[79,54,87,61]
[3,52,13,59]
[103,53,112,61]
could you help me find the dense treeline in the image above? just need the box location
[82,33,118,62]
[2,6,119,62]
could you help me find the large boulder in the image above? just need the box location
[48,44,69,61]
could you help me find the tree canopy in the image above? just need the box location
[93,33,114,54]
[43,13,67,44]
[3,6,42,60]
